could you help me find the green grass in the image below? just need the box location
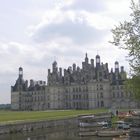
[0,109,107,124]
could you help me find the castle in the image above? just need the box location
[11,54,138,110]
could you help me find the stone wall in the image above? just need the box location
[0,117,78,135]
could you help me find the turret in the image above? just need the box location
[25,80,28,89]
[17,67,24,86]
[115,61,119,72]
[114,61,119,81]
[68,66,72,74]
[96,55,100,68]
[73,63,76,71]
[91,59,94,67]
[77,66,80,72]
[111,68,113,73]
[48,69,51,75]
[30,79,34,87]
[52,61,58,73]
[105,63,108,70]
[85,53,89,64]
[59,67,62,77]
[82,62,85,70]
[121,66,124,72]
[19,67,23,79]
[120,66,126,80]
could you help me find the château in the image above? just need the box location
[11,54,138,110]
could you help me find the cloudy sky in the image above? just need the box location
[0,0,135,104]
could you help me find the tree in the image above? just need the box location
[110,0,140,99]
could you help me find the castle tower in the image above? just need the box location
[59,67,62,77]
[115,61,119,81]
[52,61,58,73]
[96,55,100,68]
[120,66,126,80]
[19,67,23,79]
[115,61,119,73]
[73,63,76,71]
[91,59,94,67]
[121,66,124,72]
[85,53,89,64]
[17,67,24,86]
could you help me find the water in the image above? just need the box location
[0,127,139,140]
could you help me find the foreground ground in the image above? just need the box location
[0,109,107,124]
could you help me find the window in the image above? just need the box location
[79,87,81,92]
[86,94,88,99]
[83,87,85,92]
[100,85,103,90]
[121,92,123,97]
[101,101,104,107]
[65,95,68,100]
[48,103,50,108]
[73,95,75,99]
[76,87,78,92]
[98,101,99,107]
[100,92,103,98]
[117,92,119,97]
[73,88,75,93]
[65,89,68,93]
[113,92,115,98]
[86,87,88,92]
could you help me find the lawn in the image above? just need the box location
[0,109,107,124]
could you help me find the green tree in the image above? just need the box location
[110,0,140,99]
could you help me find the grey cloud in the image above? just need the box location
[32,19,107,45]
[63,0,107,12]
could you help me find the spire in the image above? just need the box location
[85,52,88,64]
[85,52,87,58]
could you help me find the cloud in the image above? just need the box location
[32,19,106,45]
[28,9,109,45]
[63,0,107,12]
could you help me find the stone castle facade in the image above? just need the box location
[11,54,138,110]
